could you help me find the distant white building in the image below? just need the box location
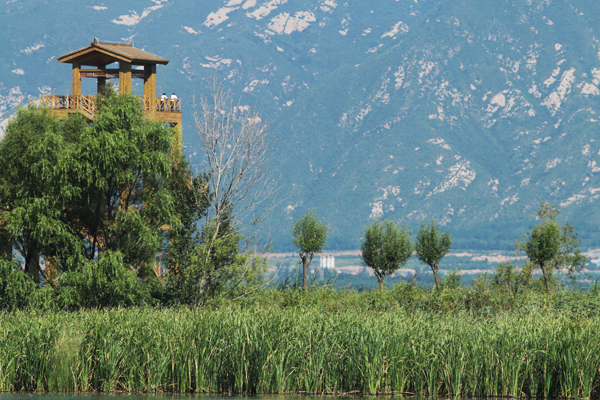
[319,254,336,270]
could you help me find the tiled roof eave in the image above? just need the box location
[57,42,169,65]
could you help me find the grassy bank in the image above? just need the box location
[2,287,600,397]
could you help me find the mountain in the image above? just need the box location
[1,0,600,251]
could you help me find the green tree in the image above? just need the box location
[292,210,328,291]
[0,105,79,284]
[66,89,176,277]
[162,157,210,302]
[360,220,413,290]
[415,219,452,291]
[0,92,178,301]
[520,202,586,293]
[0,228,11,260]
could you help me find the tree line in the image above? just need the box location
[292,211,452,291]
[291,205,586,293]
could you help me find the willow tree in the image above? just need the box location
[66,89,177,279]
[0,91,179,295]
[360,220,413,290]
[415,219,452,290]
[0,104,78,283]
[521,202,585,293]
[292,210,328,290]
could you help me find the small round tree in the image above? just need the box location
[520,202,586,294]
[525,221,560,293]
[360,220,413,290]
[292,210,328,291]
[415,219,452,291]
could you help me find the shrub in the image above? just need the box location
[56,251,149,309]
[0,258,37,310]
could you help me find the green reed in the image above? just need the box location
[1,306,600,397]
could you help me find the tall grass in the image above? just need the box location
[1,303,600,397]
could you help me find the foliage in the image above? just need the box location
[56,251,149,309]
[440,268,462,290]
[168,216,266,305]
[491,260,533,297]
[177,80,274,303]
[68,89,176,273]
[162,160,267,305]
[0,104,80,282]
[292,210,328,255]
[0,88,273,308]
[291,210,328,290]
[0,258,37,310]
[519,202,586,293]
[162,156,210,278]
[0,95,178,301]
[415,219,452,291]
[359,219,413,290]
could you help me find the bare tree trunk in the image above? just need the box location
[375,271,385,290]
[25,249,41,285]
[540,263,551,293]
[301,253,313,291]
[431,262,441,290]
[0,229,11,260]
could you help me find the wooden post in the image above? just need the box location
[119,62,132,94]
[72,61,81,96]
[97,65,106,93]
[144,64,157,115]
[97,77,107,94]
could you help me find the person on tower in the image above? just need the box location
[170,92,178,111]
[160,93,167,111]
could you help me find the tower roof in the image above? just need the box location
[57,38,169,66]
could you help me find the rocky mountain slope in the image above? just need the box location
[1,0,600,250]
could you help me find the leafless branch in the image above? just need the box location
[192,78,278,240]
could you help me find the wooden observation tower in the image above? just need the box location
[40,38,182,135]
[34,39,184,277]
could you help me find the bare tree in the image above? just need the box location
[193,79,276,239]
[188,79,277,301]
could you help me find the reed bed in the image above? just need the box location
[1,306,599,398]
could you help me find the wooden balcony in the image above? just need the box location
[40,94,182,125]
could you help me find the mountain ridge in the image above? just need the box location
[1,0,600,251]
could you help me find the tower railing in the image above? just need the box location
[156,98,181,112]
[40,94,181,117]
[40,94,97,117]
